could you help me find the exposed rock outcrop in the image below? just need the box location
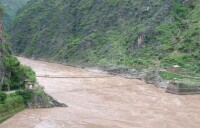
[26,93,67,109]
[25,87,67,109]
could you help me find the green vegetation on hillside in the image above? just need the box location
[0,4,36,91]
[8,0,200,84]
[0,5,36,122]
[2,55,36,91]
[1,3,65,123]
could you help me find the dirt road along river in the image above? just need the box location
[1,57,200,128]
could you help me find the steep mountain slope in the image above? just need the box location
[0,6,35,91]
[9,0,200,80]
[0,0,29,29]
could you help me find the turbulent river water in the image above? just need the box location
[1,57,200,128]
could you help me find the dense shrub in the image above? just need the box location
[16,90,32,104]
[2,55,36,91]
[0,92,7,103]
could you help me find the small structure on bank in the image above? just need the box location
[137,36,143,46]
[167,65,181,73]
[137,32,145,47]
[24,79,35,90]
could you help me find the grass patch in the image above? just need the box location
[0,93,25,123]
[160,71,200,85]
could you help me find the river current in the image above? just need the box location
[1,57,200,128]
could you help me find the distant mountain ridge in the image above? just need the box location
[0,0,29,29]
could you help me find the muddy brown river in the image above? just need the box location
[1,57,200,128]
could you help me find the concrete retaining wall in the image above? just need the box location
[166,82,200,95]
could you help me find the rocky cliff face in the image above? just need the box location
[0,11,5,86]
[8,0,200,79]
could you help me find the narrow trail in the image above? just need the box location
[1,57,200,128]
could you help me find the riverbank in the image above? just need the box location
[19,56,200,95]
[17,56,167,87]
[0,87,67,124]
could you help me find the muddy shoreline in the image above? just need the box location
[17,55,200,95]
[18,56,169,87]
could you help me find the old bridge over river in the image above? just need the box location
[1,57,200,128]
